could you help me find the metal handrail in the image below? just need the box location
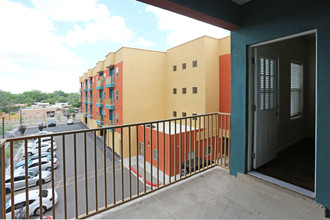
[0,112,231,219]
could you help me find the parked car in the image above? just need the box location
[38,122,47,128]
[27,142,57,156]
[66,119,74,125]
[49,113,55,117]
[36,131,53,136]
[181,158,211,176]
[16,158,59,173]
[28,136,54,148]
[5,188,58,218]
[15,152,57,169]
[48,120,56,127]
[5,170,51,194]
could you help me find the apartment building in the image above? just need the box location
[79,36,231,180]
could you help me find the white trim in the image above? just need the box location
[248,171,315,198]
[250,29,317,48]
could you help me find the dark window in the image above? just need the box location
[192,60,198,67]
[182,88,186,94]
[173,111,177,117]
[173,65,177,71]
[182,63,186,70]
[153,150,158,160]
[173,88,177,94]
[192,87,198,94]
[192,113,198,120]
[182,112,187,117]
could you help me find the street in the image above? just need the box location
[8,123,146,219]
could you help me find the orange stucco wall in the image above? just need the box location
[219,54,231,113]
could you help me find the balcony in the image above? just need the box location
[96,78,104,90]
[104,98,115,110]
[96,98,103,107]
[79,97,82,103]
[87,98,92,105]
[79,87,82,92]
[105,76,115,88]
[87,84,93,92]
[0,112,323,219]
[106,118,113,126]
[87,110,92,119]
[96,115,104,125]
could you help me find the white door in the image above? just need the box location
[253,48,278,169]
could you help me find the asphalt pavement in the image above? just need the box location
[7,122,146,219]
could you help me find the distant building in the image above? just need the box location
[21,107,57,119]
[78,35,231,180]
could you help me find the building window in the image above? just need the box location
[116,67,119,77]
[153,149,158,160]
[116,91,119,101]
[192,60,197,67]
[173,111,177,117]
[188,151,195,160]
[192,113,197,120]
[138,142,144,156]
[173,65,177,72]
[290,62,303,118]
[182,88,186,94]
[182,112,187,117]
[205,146,212,156]
[182,63,186,70]
[192,87,198,94]
[173,88,177,94]
[116,113,119,124]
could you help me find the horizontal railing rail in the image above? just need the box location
[0,112,230,219]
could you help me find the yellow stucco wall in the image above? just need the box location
[122,47,167,124]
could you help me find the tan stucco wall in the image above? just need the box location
[121,47,167,124]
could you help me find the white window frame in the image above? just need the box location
[290,62,303,119]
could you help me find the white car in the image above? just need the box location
[5,188,58,218]
[15,158,59,173]
[5,170,52,194]
[36,131,53,136]
[25,142,57,157]
[28,137,54,148]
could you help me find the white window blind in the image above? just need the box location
[290,63,303,118]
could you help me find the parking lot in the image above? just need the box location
[8,122,145,219]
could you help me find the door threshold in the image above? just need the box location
[248,171,315,198]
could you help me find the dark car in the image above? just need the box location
[181,158,211,176]
[48,120,56,127]
[38,122,47,128]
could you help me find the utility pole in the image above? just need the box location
[1,116,4,139]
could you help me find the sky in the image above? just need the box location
[0,0,230,94]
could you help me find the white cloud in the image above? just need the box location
[31,0,110,22]
[128,37,155,48]
[0,0,83,93]
[146,5,230,47]
[64,16,133,47]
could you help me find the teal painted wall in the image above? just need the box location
[230,0,330,209]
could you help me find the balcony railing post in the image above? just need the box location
[1,140,6,219]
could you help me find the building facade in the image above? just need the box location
[79,36,231,180]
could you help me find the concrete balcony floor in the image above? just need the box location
[92,167,325,219]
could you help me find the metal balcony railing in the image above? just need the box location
[97,115,103,122]
[0,113,230,219]
[96,78,104,89]
[105,98,114,105]
[96,98,103,104]
[106,119,113,126]
[105,77,114,85]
